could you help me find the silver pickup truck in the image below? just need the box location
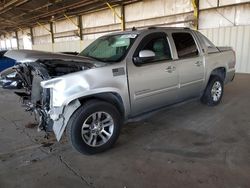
[2,27,235,154]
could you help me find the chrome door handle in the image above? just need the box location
[165,66,176,73]
[195,61,202,66]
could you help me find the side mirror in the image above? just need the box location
[139,50,156,58]
[207,46,219,54]
[134,50,156,64]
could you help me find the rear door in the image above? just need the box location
[170,31,205,99]
[127,32,179,116]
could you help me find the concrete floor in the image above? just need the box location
[0,74,250,188]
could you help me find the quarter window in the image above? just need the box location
[198,32,215,48]
[172,32,199,58]
[197,32,219,53]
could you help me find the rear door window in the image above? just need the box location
[172,32,199,59]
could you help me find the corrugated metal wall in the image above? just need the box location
[200,25,250,73]
[32,0,194,53]
[199,0,250,73]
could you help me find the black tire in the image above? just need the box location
[201,75,224,106]
[66,100,122,155]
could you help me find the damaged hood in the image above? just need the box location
[4,50,104,66]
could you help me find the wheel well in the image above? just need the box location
[78,92,125,118]
[210,67,226,81]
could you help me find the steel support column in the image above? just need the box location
[106,2,125,31]
[217,0,220,7]
[30,27,34,45]
[64,13,83,39]
[15,31,19,49]
[121,4,125,31]
[192,0,199,30]
[37,22,54,43]
[49,22,54,43]
[4,35,7,49]
[78,15,83,40]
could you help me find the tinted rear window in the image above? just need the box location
[172,33,199,58]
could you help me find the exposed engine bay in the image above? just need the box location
[13,60,93,133]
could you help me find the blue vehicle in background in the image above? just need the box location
[0,50,16,72]
[0,50,22,89]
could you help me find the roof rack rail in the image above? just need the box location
[148,26,157,29]
[147,26,191,30]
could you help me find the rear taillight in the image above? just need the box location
[228,50,236,69]
[233,50,236,67]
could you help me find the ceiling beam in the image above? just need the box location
[0,0,141,34]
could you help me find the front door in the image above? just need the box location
[127,32,179,116]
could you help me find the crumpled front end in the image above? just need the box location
[9,62,53,132]
[47,99,81,141]
[3,58,95,139]
[39,72,91,140]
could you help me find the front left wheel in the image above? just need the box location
[66,100,122,155]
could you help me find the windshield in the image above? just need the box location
[79,34,138,63]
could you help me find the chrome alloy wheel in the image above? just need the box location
[81,111,114,147]
[211,81,222,102]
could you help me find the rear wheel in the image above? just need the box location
[67,100,122,155]
[201,75,224,106]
